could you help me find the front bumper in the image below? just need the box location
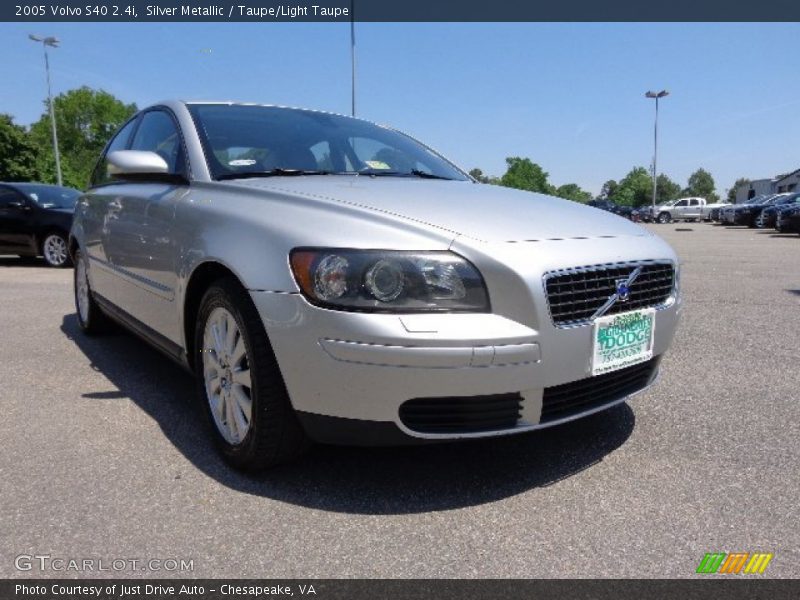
[251,276,680,444]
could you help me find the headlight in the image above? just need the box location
[289,249,490,312]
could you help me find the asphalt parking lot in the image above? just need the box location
[1,223,798,579]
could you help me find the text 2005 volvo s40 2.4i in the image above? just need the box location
[70,101,681,470]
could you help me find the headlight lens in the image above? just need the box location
[290,249,490,312]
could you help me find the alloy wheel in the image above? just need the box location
[43,234,68,267]
[202,307,253,445]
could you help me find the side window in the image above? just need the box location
[689,199,699,206]
[90,118,138,188]
[675,200,688,207]
[130,110,185,175]
[0,187,23,208]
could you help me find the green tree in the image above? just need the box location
[0,114,39,181]
[600,179,618,200]
[499,157,554,194]
[728,177,750,203]
[656,173,681,203]
[613,166,652,206]
[468,168,490,183]
[554,183,592,203]
[684,168,719,202]
[29,87,137,189]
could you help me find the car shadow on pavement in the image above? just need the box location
[0,256,47,268]
[61,312,635,515]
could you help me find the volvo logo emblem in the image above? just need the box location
[616,280,631,302]
[591,266,643,320]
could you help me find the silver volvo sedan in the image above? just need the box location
[70,101,681,471]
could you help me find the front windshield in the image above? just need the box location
[19,185,80,209]
[188,104,469,181]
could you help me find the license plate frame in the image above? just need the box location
[591,308,655,376]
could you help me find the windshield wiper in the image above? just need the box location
[357,168,455,180]
[217,168,333,181]
[410,169,455,180]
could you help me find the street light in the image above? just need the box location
[645,90,669,220]
[29,34,63,186]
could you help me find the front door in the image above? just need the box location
[0,186,34,253]
[100,109,188,345]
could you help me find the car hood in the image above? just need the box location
[228,177,649,243]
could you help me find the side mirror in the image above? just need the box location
[107,150,169,177]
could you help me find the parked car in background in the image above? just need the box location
[652,197,730,223]
[781,208,800,233]
[758,193,800,229]
[70,100,681,471]
[587,199,618,212]
[0,182,81,267]
[734,193,789,227]
[720,194,773,225]
[777,204,800,233]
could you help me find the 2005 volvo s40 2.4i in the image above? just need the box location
[70,101,681,470]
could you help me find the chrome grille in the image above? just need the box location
[544,262,675,327]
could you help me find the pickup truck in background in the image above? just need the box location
[652,197,731,223]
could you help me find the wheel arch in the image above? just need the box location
[182,260,250,372]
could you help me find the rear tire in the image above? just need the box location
[74,249,111,334]
[194,277,309,471]
[42,232,71,268]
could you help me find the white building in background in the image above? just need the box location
[735,168,800,203]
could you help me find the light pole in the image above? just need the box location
[29,34,63,186]
[645,90,668,219]
[350,0,356,117]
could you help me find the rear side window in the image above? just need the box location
[130,111,186,175]
[90,118,138,188]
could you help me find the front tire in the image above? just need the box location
[42,232,71,268]
[74,249,111,334]
[194,278,309,471]
[657,212,671,224]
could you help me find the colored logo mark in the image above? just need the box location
[696,552,773,574]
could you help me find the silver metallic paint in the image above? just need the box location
[71,100,681,441]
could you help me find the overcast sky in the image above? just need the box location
[2,22,798,195]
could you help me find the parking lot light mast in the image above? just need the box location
[350,1,356,117]
[645,90,669,219]
[29,34,63,186]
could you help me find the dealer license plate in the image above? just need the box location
[591,308,655,376]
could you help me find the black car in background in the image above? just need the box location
[587,199,641,221]
[733,193,789,227]
[779,204,800,233]
[0,182,81,267]
[755,193,800,228]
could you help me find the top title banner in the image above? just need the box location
[5,0,800,21]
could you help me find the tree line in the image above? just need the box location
[0,86,744,203]
[0,87,137,189]
[470,158,734,206]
